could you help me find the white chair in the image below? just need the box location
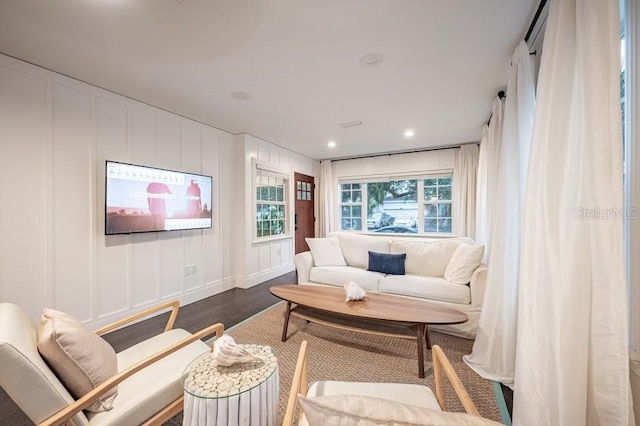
[0,301,223,426]
[284,341,495,426]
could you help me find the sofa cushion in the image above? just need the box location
[444,243,485,285]
[309,266,384,291]
[332,232,390,269]
[298,394,501,426]
[390,240,460,277]
[378,275,471,304]
[367,251,406,275]
[306,237,346,266]
[37,308,118,413]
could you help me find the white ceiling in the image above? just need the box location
[0,0,536,160]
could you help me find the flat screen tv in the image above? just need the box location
[105,161,213,235]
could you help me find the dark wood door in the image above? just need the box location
[294,173,315,254]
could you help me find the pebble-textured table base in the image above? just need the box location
[182,345,279,426]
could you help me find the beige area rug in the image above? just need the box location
[166,301,502,424]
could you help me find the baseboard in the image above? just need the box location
[236,264,295,289]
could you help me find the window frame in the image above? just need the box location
[253,160,291,244]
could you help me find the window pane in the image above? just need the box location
[438,218,452,233]
[353,190,362,202]
[438,203,451,217]
[438,177,452,186]
[277,187,284,201]
[424,178,437,186]
[342,206,350,217]
[424,204,437,218]
[341,218,351,230]
[352,183,361,190]
[352,218,362,230]
[438,186,452,201]
[353,206,362,217]
[424,219,437,232]
[297,181,302,190]
[424,186,437,201]
[341,190,351,203]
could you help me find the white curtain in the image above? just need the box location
[513,0,632,424]
[317,160,335,237]
[475,96,505,262]
[464,40,536,387]
[454,144,479,238]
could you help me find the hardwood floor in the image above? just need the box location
[0,272,292,425]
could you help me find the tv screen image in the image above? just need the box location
[105,161,213,235]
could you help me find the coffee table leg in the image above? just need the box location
[281,302,292,342]
[416,323,425,379]
[424,325,432,350]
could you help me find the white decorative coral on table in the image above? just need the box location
[213,334,263,367]
[344,280,367,302]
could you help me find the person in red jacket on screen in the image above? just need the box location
[147,181,171,230]
[186,179,202,217]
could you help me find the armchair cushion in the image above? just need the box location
[298,394,501,426]
[37,308,118,413]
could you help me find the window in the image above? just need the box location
[256,169,287,238]
[423,177,452,233]
[340,183,362,230]
[339,173,453,234]
[297,181,312,200]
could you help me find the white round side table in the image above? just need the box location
[181,344,279,426]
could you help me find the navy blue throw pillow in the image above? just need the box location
[367,251,406,275]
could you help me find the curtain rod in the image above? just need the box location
[326,141,478,163]
[525,0,548,44]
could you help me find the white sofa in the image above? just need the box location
[294,232,487,339]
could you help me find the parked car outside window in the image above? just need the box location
[367,212,395,229]
[374,225,417,234]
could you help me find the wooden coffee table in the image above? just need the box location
[270,284,468,378]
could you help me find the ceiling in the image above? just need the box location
[0,0,537,160]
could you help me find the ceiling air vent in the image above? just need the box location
[339,121,363,128]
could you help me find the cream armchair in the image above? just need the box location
[0,301,223,426]
[284,341,500,425]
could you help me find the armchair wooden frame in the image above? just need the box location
[283,342,479,426]
[38,300,224,426]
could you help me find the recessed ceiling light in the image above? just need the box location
[327,141,336,148]
[359,53,384,67]
[404,130,415,138]
[231,91,251,101]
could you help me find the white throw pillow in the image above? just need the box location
[331,232,390,268]
[444,243,485,285]
[390,240,460,277]
[306,237,347,266]
[298,394,501,426]
[37,308,118,412]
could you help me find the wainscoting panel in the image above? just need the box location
[0,64,48,320]
[95,97,130,318]
[51,83,93,321]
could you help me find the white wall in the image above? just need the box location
[0,54,236,327]
[234,134,318,288]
